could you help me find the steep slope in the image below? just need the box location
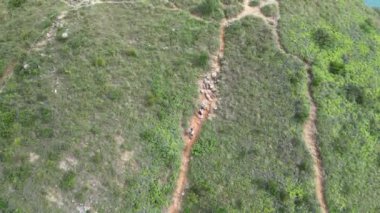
[0,2,219,211]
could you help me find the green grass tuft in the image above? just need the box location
[60,171,76,190]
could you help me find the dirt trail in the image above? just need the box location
[303,68,328,213]
[270,0,328,211]
[169,0,327,212]
[168,0,276,212]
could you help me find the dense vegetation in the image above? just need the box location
[279,0,380,211]
[0,2,219,211]
[183,17,317,212]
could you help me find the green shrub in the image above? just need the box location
[146,92,158,107]
[5,164,31,187]
[192,137,217,156]
[261,4,277,17]
[124,48,138,57]
[329,61,345,76]
[249,0,260,7]
[193,51,209,67]
[60,171,76,190]
[140,128,178,167]
[91,152,103,164]
[93,56,106,67]
[8,0,26,8]
[345,84,364,104]
[0,110,16,138]
[360,18,375,33]
[196,0,220,16]
[294,100,309,122]
[0,197,8,210]
[312,28,334,48]
[148,181,166,206]
[223,5,243,19]
[38,107,53,123]
[288,69,304,85]
[18,109,36,127]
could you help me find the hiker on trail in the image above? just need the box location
[198,109,203,119]
[200,103,207,110]
[188,127,194,139]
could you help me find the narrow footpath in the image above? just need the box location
[168,0,328,212]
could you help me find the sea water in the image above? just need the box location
[365,0,380,8]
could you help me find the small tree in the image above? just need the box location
[312,28,334,49]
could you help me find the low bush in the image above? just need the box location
[360,18,375,33]
[5,164,31,188]
[328,61,345,76]
[249,0,260,7]
[0,197,8,211]
[196,0,220,16]
[294,99,309,122]
[8,0,26,8]
[93,56,106,67]
[123,48,138,57]
[261,4,277,17]
[192,134,217,156]
[312,28,334,48]
[223,4,243,19]
[193,51,209,67]
[60,171,76,190]
[38,106,53,123]
[345,84,364,105]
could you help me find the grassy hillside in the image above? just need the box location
[0,1,65,77]
[0,2,218,212]
[279,0,380,211]
[183,17,317,212]
[1,0,379,212]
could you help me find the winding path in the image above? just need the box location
[168,0,328,212]
[303,67,328,213]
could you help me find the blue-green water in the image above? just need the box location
[365,0,380,7]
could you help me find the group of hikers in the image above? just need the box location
[187,102,208,139]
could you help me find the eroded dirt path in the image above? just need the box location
[271,1,328,212]
[169,0,327,212]
[303,67,328,213]
[168,0,278,212]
